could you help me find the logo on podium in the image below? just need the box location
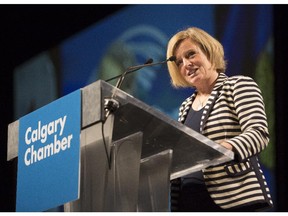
[16,89,81,212]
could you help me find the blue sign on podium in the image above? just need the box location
[16,89,81,212]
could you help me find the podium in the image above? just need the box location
[7,80,234,212]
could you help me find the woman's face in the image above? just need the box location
[174,38,217,88]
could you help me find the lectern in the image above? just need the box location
[7,80,234,212]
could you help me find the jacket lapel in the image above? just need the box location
[200,73,228,133]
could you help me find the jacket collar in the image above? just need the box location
[199,73,227,131]
[212,73,228,91]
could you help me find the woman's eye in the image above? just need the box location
[188,51,196,58]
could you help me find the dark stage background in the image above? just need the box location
[0,4,288,212]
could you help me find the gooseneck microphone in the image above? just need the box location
[104,56,176,120]
[114,58,154,90]
[105,58,153,83]
[105,55,176,87]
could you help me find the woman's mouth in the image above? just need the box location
[187,69,197,77]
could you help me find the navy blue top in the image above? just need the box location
[184,106,203,132]
[183,106,205,184]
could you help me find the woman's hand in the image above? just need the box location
[220,141,233,150]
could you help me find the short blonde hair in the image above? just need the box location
[166,27,227,88]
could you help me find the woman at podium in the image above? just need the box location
[166,27,273,212]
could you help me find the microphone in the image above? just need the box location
[114,58,153,89]
[105,56,176,85]
[105,58,153,83]
[103,56,176,120]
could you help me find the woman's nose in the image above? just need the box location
[183,58,192,68]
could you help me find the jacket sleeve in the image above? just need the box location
[226,76,269,162]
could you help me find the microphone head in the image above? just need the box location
[168,56,176,62]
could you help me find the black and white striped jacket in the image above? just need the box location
[178,73,273,210]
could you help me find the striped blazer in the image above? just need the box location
[178,73,273,210]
